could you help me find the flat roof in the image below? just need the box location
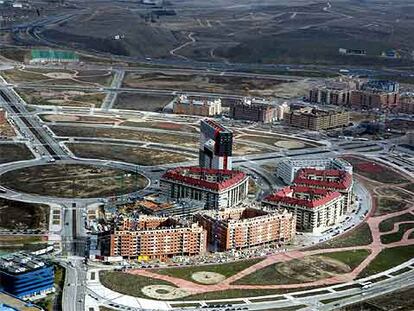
[0,292,41,311]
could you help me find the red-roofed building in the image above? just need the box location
[263,185,345,233]
[293,168,353,212]
[160,166,249,209]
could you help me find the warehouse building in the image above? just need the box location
[0,252,55,300]
[109,215,207,260]
[263,186,345,233]
[160,166,249,209]
[195,207,296,251]
[29,49,79,64]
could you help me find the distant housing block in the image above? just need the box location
[173,95,222,117]
[284,107,350,130]
[229,98,289,123]
[29,49,79,64]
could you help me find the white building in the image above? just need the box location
[276,158,353,184]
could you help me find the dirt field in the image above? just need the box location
[19,89,106,108]
[67,143,195,166]
[0,199,49,231]
[0,164,148,198]
[0,120,16,138]
[40,114,123,125]
[114,93,173,112]
[0,143,34,163]
[2,68,113,87]
[50,125,273,155]
[123,72,289,97]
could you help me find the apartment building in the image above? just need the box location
[195,207,296,251]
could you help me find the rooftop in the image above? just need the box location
[201,119,231,133]
[293,168,352,190]
[162,166,247,191]
[264,185,341,209]
[0,253,49,275]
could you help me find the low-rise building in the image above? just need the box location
[229,98,287,123]
[160,166,249,209]
[173,95,222,117]
[109,215,207,260]
[276,158,353,184]
[0,252,55,300]
[195,207,295,251]
[284,107,350,131]
[263,186,345,233]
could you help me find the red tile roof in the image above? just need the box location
[293,168,352,190]
[161,166,247,191]
[264,185,341,209]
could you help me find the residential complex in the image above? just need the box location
[277,158,353,184]
[160,166,249,209]
[309,80,356,106]
[195,207,296,251]
[199,119,233,170]
[309,79,401,111]
[293,168,353,212]
[263,186,345,233]
[109,215,207,260]
[229,98,289,123]
[0,252,55,300]
[173,95,222,117]
[284,107,350,131]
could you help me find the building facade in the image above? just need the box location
[173,95,222,117]
[109,215,207,260]
[195,207,296,251]
[199,119,233,170]
[229,98,286,123]
[293,168,353,213]
[284,107,350,131]
[276,158,353,184]
[0,253,55,300]
[263,186,345,233]
[350,80,400,111]
[160,166,249,209]
[399,93,414,114]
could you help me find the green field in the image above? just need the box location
[308,223,373,250]
[380,223,414,244]
[379,213,414,232]
[233,250,369,286]
[152,258,262,284]
[358,245,414,278]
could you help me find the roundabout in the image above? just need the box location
[0,162,148,199]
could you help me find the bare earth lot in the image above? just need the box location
[114,93,173,112]
[0,164,148,198]
[67,143,195,166]
[0,199,49,231]
[0,143,34,164]
[123,72,289,97]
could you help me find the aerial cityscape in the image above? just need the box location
[0,0,413,311]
